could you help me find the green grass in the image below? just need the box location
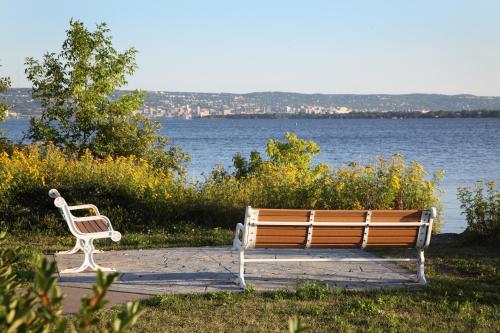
[112,282,498,332]
[6,231,500,332]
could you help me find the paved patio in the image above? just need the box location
[54,247,418,297]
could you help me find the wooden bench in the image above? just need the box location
[49,189,121,273]
[233,206,436,288]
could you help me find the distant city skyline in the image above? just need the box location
[1,0,500,96]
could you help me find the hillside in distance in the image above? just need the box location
[3,88,500,119]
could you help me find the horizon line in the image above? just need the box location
[6,87,500,98]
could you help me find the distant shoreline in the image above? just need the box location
[5,110,500,121]
[202,110,500,120]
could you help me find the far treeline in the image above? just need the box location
[206,109,500,120]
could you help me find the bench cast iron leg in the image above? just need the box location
[417,249,427,285]
[238,249,246,289]
[60,239,115,274]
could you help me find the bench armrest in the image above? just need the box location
[68,204,100,216]
[233,223,245,250]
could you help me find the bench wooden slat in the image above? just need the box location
[255,243,310,248]
[368,228,418,236]
[256,226,307,232]
[315,211,367,222]
[309,236,365,243]
[313,227,363,237]
[75,221,91,233]
[258,215,310,222]
[362,236,417,243]
[258,209,310,216]
[365,242,416,247]
[94,219,109,231]
[256,236,308,243]
[371,210,421,222]
[309,244,361,248]
[256,227,307,238]
[75,219,108,234]
[258,209,422,222]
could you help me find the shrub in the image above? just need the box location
[0,133,443,233]
[458,181,500,243]
[198,133,444,231]
[0,143,194,233]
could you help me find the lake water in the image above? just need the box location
[2,117,500,234]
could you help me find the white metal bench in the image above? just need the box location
[49,189,121,273]
[233,206,436,288]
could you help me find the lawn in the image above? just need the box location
[6,231,500,332]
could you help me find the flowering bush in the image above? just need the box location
[197,133,443,231]
[0,144,194,232]
[458,181,500,242]
[0,134,444,233]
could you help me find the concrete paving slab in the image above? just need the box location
[59,286,149,314]
[54,246,418,298]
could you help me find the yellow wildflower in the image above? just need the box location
[391,175,400,190]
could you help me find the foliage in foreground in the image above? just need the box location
[458,180,500,243]
[0,232,142,332]
[0,133,443,233]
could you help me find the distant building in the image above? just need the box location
[199,109,210,117]
[335,106,351,114]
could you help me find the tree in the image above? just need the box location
[25,20,189,174]
[0,64,10,125]
[0,64,11,150]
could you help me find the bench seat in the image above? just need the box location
[74,218,110,233]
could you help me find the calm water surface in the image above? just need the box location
[3,118,500,233]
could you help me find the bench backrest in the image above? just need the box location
[48,189,81,237]
[242,207,435,250]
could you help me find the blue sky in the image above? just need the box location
[1,0,499,95]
